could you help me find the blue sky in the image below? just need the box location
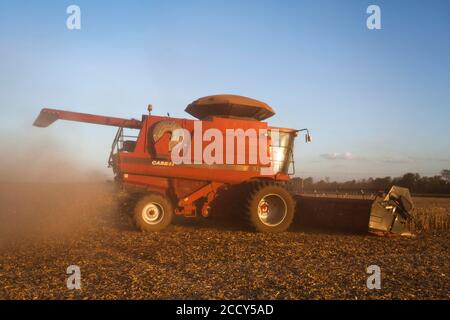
[0,0,449,181]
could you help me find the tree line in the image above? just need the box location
[289,170,450,195]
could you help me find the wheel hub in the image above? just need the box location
[142,203,164,225]
[257,194,287,227]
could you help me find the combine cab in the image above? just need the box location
[33,94,413,234]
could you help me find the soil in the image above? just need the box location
[0,183,448,300]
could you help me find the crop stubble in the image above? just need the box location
[0,183,448,299]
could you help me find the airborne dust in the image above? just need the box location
[0,131,113,244]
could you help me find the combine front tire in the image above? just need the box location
[245,182,295,233]
[134,194,173,232]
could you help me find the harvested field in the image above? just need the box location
[0,183,449,300]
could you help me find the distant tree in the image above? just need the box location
[303,177,314,188]
[373,176,392,191]
[299,171,450,195]
[394,173,420,191]
[441,169,450,182]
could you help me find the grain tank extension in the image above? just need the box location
[33,95,413,234]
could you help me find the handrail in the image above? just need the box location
[108,127,123,168]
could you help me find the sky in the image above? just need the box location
[0,0,449,181]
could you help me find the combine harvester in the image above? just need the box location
[33,95,413,234]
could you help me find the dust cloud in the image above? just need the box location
[0,131,109,183]
[0,132,116,245]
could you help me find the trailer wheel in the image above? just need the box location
[134,194,173,232]
[245,182,295,233]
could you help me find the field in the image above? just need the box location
[0,183,449,300]
[410,197,450,233]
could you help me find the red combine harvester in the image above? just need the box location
[33,94,413,234]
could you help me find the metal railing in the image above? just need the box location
[108,127,138,168]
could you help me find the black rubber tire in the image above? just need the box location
[209,184,249,230]
[244,181,295,233]
[134,193,173,232]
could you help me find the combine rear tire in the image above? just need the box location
[134,194,173,232]
[245,182,295,233]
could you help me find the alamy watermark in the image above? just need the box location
[367,5,381,30]
[66,265,81,290]
[168,122,282,175]
[366,265,381,289]
[66,5,81,30]
[64,5,380,31]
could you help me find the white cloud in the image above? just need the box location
[320,152,365,161]
[382,157,414,164]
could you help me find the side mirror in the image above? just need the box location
[305,133,312,143]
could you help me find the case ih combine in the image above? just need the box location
[33,94,413,234]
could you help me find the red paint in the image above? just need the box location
[34,107,296,217]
